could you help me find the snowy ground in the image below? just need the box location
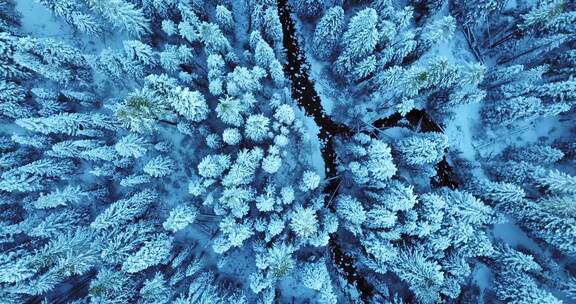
[445,103,481,161]
[301,114,326,178]
[473,117,567,159]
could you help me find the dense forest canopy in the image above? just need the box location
[0,0,574,303]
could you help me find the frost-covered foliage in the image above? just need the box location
[0,0,574,303]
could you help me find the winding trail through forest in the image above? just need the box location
[276,1,460,301]
[276,0,352,181]
[276,0,374,301]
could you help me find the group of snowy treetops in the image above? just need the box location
[0,0,574,303]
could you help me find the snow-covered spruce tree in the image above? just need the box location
[32,185,91,209]
[486,160,547,185]
[84,0,150,36]
[312,6,345,60]
[13,37,92,86]
[395,132,449,166]
[91,189,157,230]
[335,8,380,76]
[115,133,149,158]
[114,74,202,133]
[0,0,20,33]
[16,112,119,136]
[170,87,209,122]
[37,0,102,34]
[123,40,156,67]
[337,133,397,185]
[300,258,338,303]
[0,32,28,80]
[254,38,275,69]
[207,53,226,96]
[263,6,283,46]
[121,234,173,273]
[0,80,29,119]
[91,47,145,83]
[143,155,175,177]
[292,0,324,19]
[489,244,562,303]
[482,96,549,125]
[215,5,234,33]
[537,169,576,195]
[163,204,198,232]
